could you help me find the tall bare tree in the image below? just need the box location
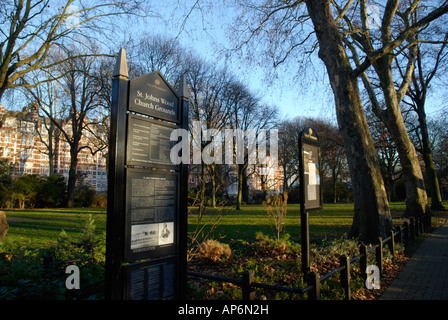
[307,118,348,204]
[130,34,184,83]
[402,30,448,211]
[187,57,233,211]
[28,45,107,207]
[225,79,279,209]
[277,117,304,194]
[366,106,402,202]
[226,0,448,241]
[339,1,447,217]
[430,113,448,197]
[22,70,63,177]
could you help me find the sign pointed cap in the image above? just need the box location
[113,48,129,78]
[178,74,188,99]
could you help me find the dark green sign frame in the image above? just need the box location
[106,49,188,300]
[298,127,322,274]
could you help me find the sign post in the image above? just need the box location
[298,127,322,274]
[106,49,188,300]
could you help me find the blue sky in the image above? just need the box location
[1,0,335,123]
[4,1,443,124]
[145,1,446,124]
[144,1,337,123]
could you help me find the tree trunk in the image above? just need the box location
[48,134,54,176]
[48,121,56,176]
[236,163,243,210]
[66,146,78,208]
[374,56,429,217]
[332,166,337,204]
[333,177,337,204]
[200,162,206,213]
[384,166,396,202]
[242,167,248,203]
[305,0,393,242]
[416,99,444,211]
[211,164,217,208]
[261,168,268,200]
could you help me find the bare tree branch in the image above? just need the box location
[352,3,448,77]
[0,0,146,100]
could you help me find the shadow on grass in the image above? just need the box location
[1,208,107,247]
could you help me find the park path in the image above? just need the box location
[380,219,448,300]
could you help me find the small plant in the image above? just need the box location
[263,192,288,241]
[186,190,227,262]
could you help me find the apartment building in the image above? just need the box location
[0,104,108,192]
[1,103,283,197]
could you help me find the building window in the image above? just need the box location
[4,132,11,143]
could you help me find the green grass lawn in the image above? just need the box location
[188,203,358,243]
[187,201,413,247]
[1,207,107,248]
[1,202,410,250]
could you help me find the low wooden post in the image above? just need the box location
[242,270,256,300]
[339,255,351,300]
[419,216,424,234]
[389,230,395,260]
[359,244,368,282]
[403,222,409,253]
[423,214,428,233]
[410,218,415,241]
[307,272,320,300]
[376,237,383,276]
[396,225,402,244]
[414,217,420,238]
[416,217,420,237]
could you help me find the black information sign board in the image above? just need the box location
[298,127,322,274]
[124,256,177,300]
[126,114,177,168]
[106,49,188,300]
[299,127,322,210]
[125,168,178,261]
[128,71,180,123]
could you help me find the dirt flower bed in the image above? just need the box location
[186,234,414,300]
[352,251,410,300]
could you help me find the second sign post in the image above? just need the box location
[298,127,322,274]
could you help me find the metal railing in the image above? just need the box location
[187,214,432,300]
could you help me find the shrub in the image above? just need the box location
[12,174,43,209]
[0,160,11,208]
[0,183,11,208]
[0,172,68,209]
[197,239,232,262]
[36,175,67,208]
[74,185,96,207]
[92,193,107,208]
